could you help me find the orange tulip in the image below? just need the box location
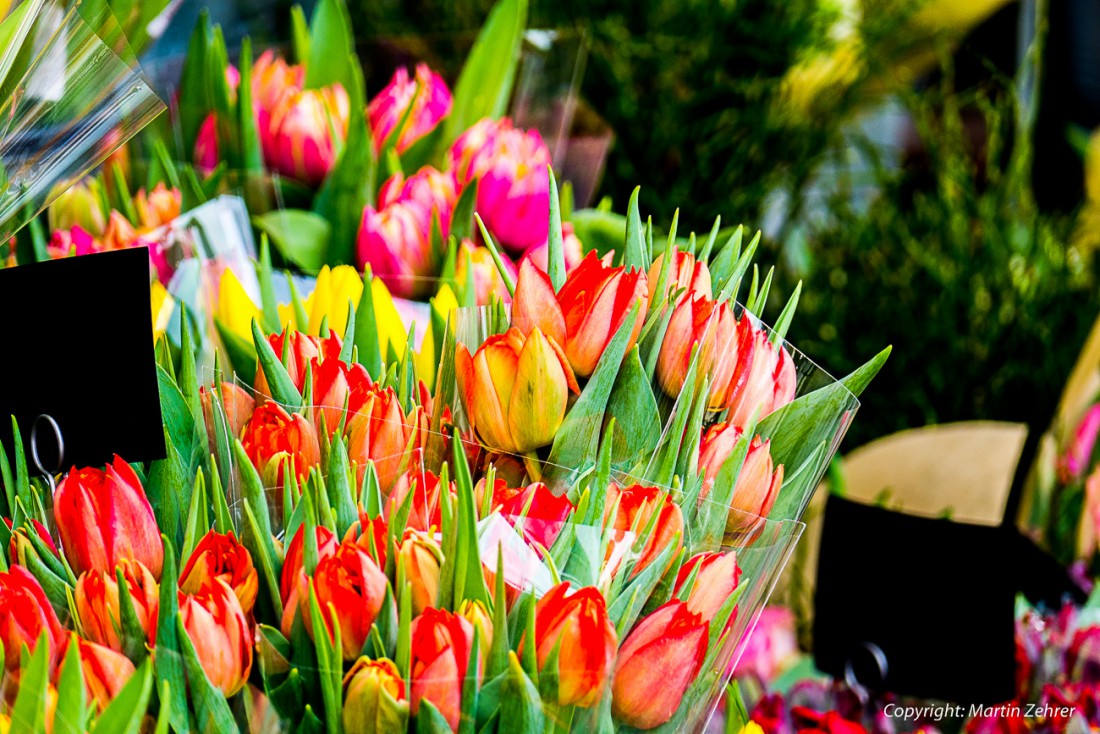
[347,386,423,492]
[179,578,253,697]
[180,530,259,615]
[75,559,159,652]
[0,566,64,671]
[528,582,616,707]
[698,423,784,529]
[512,252,648,378]
[726,326,798,427]
[101,210,139,250]
[75,638,136,712]
[605,484,684,578]
[199,381,256,444]
[53,455,164,579]
[343,510,389,569]
[310,541,389,660]
[673,551,742,623]
[385,470,455,535]
[455,327,579,454]
[476,478,575,549]
[409,609,477,732]
[397,529,442,616]
[343,657,409,734]
[280,525,338,605]
[646,251,712,306]
[611,600,709,728]
[312,356,374,437]
[655,294,756,411]
[134,183,181,231]
[241,402,322,487]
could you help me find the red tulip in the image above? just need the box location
[368,64,452,155]
[309,541,389,660]
[180,530,259,616]
[344,510,389,569]
[385,470,455,534]
[512,252,648,379]
[179,578,254,697]
[409,609,477,731]
[267,84,350,186]
[241,402,322,487]
[699,423,784,535]
[53,455,163,579]
[0,566,64,671]
[254,330,342,399]
[280,524,338,606]
[75,559,159,652]
[397,529,442,615]
[477,478,575,549]
[311,356,374,438]
[75,638,137,712]
[611,600,709,728]
[347,386,424,493]
[193,113,220,172]
[528,582,616,707]
[726,326,797,427]
[647,250,712,306]
[605,484,684,578]
[793,708,871,734]
[674,552,741,623]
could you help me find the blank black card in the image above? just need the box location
[0,248,165,470]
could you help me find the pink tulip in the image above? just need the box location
[368,64,453,154]
[194,114,220,172]
[268,85,350,186]
[450,117,552,254]
[253,51,304,161]
[1059,404,1100,484]
[47,226,100,259]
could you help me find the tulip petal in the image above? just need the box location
[509,329,570,453]
[512,257,565,346]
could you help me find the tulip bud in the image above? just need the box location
[312,356,374,438]
[398,530,442,616]
[180,530,259,615]
[179,578,253,697]
[611,600,709,728]
[386,470,455,535]
[5,517,58,562]
[348,387,423,493]
[268,84,350,186]
[455,327,579,454]
[647,250,712,306]
[734,607,798,683]
[280,525,338,606]
[674,552,741,623]
[252,51,304,160]
[53,455,164,579]
[101,210,139,250]
[478,478,575,550]
[0,566,65,671]
[75,559,159,652]
[368,64,452,154]
[528,582,616,707]
[357,199,437,300]
[193,113,221,173]
[48,179,107,237]
[450,117,551,253]
[726,327,797,427]
[344,511,389,569]
[343,657,409,734]
[310,541,389,660]
[698,422,783,524]
[47,225,100,259]
[605,484,684,578]
[199,381,256,446]
[75,638,137,712]
[457,600,493,660]
[410,609,477,732]
[134,182,181,231]
[456,240,515,305]
[241,402,322,488]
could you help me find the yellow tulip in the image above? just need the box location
[218,269,264,342]
[371,277,408,360]
[150,281,174,341]
[305,265,364,336]
[417,284,458,390]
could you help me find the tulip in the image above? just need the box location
[48,178,107,237]
[47,225,100,259]
[356,197,440,300]
[199,381,256,445]
[450,117,552,253]
[75,559,159,652]
[76,639,136,712]
[179,578,253,697]
[347,386,423,492]
[385,470,455,534]
[512,252,648,379]
[455,327,579,454]
[455,240,516,305]
[647,250,712,306]
[254,330,342,399]
[733,607,798,683]
[5,517,58,561]
[477,478,575,549]
[792,709,871,734]
[605,484,684,578]
[1079,466,1100,559]
[312,356,374,438]
[241,402,322,487]
[409,609,477,731]
[53,455,163,579]
[343,657,409,734]
[528,582,617,707]
[379,166,459,232]
[252,51,304,159]
[280,525,338,605]
[368,64,452,154]
[611,600,709,728]
[180,530,259,615]
[101,210,139,250]
[726,326,798,427]
[457,600,493,660]
[1059,403,1100,483]
[0,566,64,671]
[674,552,741,623]
[308,541,389,660]
[134,183,181,231]
[344,510,389,569]
[268,84,350,186]
[701,423,784,530]
[655,293,756,410]
[523,222,585,274]
[193,113,221,172]
[396,529,442,616]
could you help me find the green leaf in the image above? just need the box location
[257,236,282,334]
[116,565,151,666]
[416,700,455,734]
[10,633,50,734]
[450,179,479,243]
[771,282,802,344]
[546,167,565,291]
[176,11,212,153]
[353,272,383,377]
[440,0,528,147]
[605,346,661,468]
[623,187,647,271]
[153,536,188,734]
[253,210,332,274]
[156,365,195,462]
[291,5,311,64]
[498,653,545,734]
[252,320,304,407]
[91,660,153,734]
[237,37,263,173]
[305,0,356,91]
[233,441,284,618]
[146,431,189,551]
[327,436,357,536]
[214,319,257,386]
[54,635,86,734]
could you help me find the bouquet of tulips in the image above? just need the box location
[161,0,562,304]
[0,182,887,733]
